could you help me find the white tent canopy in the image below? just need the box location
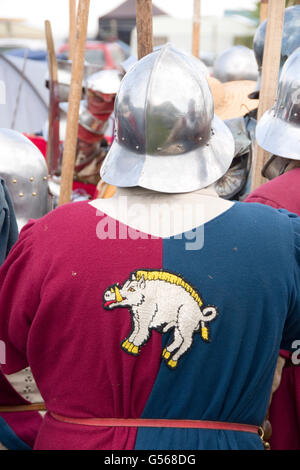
[0,54,48,134]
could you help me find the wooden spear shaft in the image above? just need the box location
[69,0,77,61]
[192,0,201,58]
[59,0,90,205]
[45,21,57,83]
[260,0,269,24]
[251,0,285,191]
[45,20,58,174]
[136,0,153,59]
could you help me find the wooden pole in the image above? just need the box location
[96,181,116,199]
[192,0,201,58]
[251,0,285,191]
[136,0,153,59]
[45,20,59,175]
[59,0,90,205]
[260,0,269,23]
[45,21,57,83]
[69,0,77,61]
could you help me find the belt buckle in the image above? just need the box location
[258,424,271,450]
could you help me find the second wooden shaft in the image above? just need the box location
[192,0,201,58]
[136,0,153,59]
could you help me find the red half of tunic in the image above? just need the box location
[0,202,163,450]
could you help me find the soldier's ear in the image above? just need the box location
[139,276,146,289]
[131,273,136,281]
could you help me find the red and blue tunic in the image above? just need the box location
[0,200,300,450]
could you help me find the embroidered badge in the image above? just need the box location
[103,270,218,369]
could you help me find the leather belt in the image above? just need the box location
[50,412,260,435]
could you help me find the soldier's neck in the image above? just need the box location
[90,185,234,238]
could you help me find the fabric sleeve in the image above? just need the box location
[280,213,300,352]
[0,220,41,374]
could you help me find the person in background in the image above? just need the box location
[245,46,300,450]
[0,130,47,449]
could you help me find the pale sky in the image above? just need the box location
[0,0,257,41]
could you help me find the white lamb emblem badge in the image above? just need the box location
[103,270,218,369]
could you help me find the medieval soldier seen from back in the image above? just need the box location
[1,44,300,451]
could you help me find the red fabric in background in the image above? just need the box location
[23,134,98,200]
[23,134,47,157]
[78,125,104,144]
[246,167,300,450]
[267,365,300,449]
[72,181,98,199]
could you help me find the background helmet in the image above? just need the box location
[86,69,123,96]
[256,46,300,160]
[101,44,234,193]
[251,5,300,99]
[213,46,258,83]
[85,69,123,115]
[0,129,50,230]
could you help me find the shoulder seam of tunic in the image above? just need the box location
[246,195,282,209]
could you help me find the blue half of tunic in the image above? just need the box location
[135,202,300,450]
[0,417,31,450]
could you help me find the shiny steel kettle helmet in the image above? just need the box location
[0,129,50,230]
[85,69,123,115]
[256,46,300,161]
[213,46,258,83]
[101,44,235,193]
[250,5,300,99]
[86,69,123,95]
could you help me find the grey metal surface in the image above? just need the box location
[261,155,290,180]
[79,102,108,135]
[251,5,300,98]
[215,117,252,200]
[213,46,258,83]
[225,117,251,158]
[256,46,300,160]
[86,69,123,95]
[120,55,137,73]
[0,129,50,230]
[101,44,235,193]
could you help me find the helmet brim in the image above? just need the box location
[256,108,300,160]
[100,114,234,193]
